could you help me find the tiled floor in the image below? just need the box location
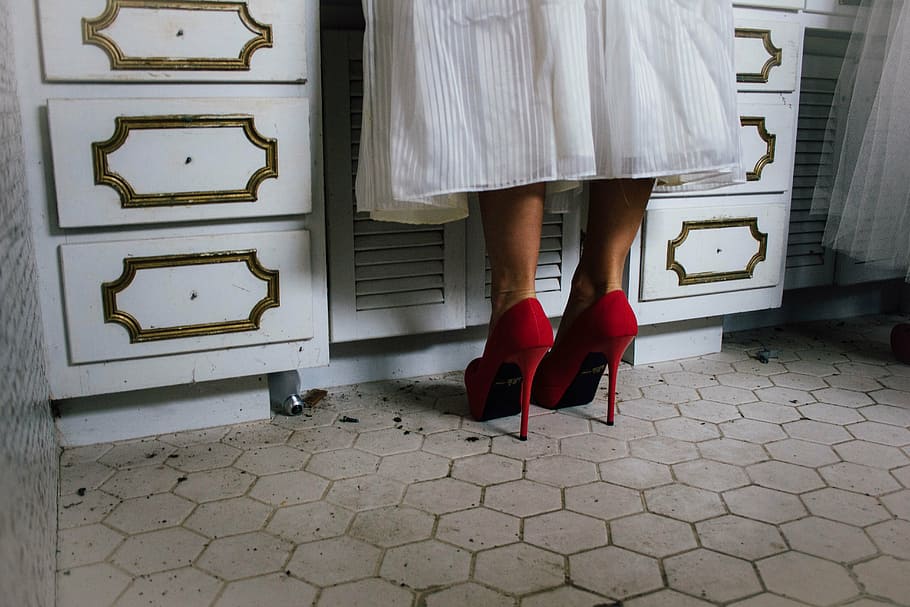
[56,315,910,606]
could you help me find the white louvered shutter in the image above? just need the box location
[465,202,581,327]
[323,31,466,342]
[785,28,845,289]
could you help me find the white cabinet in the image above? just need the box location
[20,0,328,399]
[38,0,312,82]
[625,6,803,361]
[322,29,581,342]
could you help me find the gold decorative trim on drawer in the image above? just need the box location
[740,116,776,182]
[102,250,280,342]
[735,28,782,84]
[82,0,273,71]
[666,218,768,285]
[92,114,278,207]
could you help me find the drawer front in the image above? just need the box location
[654,97,796,198]
[733,1,804,11]
[734,18,801,92]
[803,0,860,15]
[640,201,787,301]
[60,230,313,363]
[38,0,310,81]
[49,98,310,227]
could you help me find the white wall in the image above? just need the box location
[0,0,57,603]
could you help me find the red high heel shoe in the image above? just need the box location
[465,298,553,440]
[532,290,637,425]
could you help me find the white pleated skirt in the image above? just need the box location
[356,0,745,224]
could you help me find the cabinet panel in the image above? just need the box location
[640,201,787,301]
[38,0,309,81]
[654,97,796,198]
[49,97,311,227]
[734,18,802,92]
[60,230,314,363]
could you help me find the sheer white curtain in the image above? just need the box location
[811,0,910,280]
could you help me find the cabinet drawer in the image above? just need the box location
[49,98,310,227]
[38,0,310,81]
[734,17,802,92]
[60,230,313,363]
[733,1,804,12]
[654,97,796,198]
[803,0,860,16]
[640,200,787,301]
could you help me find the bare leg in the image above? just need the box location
[556,178,653,345]
[479,183,545,331]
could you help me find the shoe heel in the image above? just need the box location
[603,335,634,425]
[510,346,550,441]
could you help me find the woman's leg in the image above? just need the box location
[479,183,546,330]
[557,178,653,344]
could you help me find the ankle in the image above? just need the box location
[489,290,537,332]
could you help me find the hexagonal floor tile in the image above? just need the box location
[167,442,241,473]
[248,470,329,506]
[104,492,194,534]
[57,524,125,570]
[325,475,406,512]
[644,484,725,523]
[286,536,381,587]
[665,549,762,603]
[56,563,131,607]
[629,436,699,465]
[720,419,788,444]
[746,461,825,494]
[610,512,697,557]
[196,532,292,581]
[696,515,786,560]
[474,543,564,595]
[380,540,471,590]
[215,574,317,607]
[780,517,877,563]
[525,412,591,439]
[833,440,909,469]
[287,425,357,453]
[672,459,749,492]
[349,505,435,548]
[866,519,910,559]
[852,556,910,605]
[599,457,672,490]
[483,479,562,518]
[305,448,379,480]
[111,527,208,575]
[183,496,272,538]
[723,485,807,524]
[354,428,423,456]
[450,453,523,486]
[818,462,901,495]
[173,467,254,503]
[525,455,598,487]
[523,510,608,554]
[564,482,643,520]
[520,585,610,607]
[315,577,414,607]
[765,438,839,468]
[424,583,514,607]
[114,567,221,607]
[436,507,520,551]
[376,451,450,483]
[403,477,481,514]
[569,546,662,599]
[757,552,859,606]
[561,434,629,463]
[267,500,354,544]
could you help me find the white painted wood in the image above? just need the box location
[323,29,468,342]
[626,318,725,365]
[640,200,787,301]
[60,229,314,363]
[734,0,804,10]
[803,0,860,16]
[49,97,310,227]
[56,375,270,446]
[835,256,905,286]
[38,0,310,82]
[653,96,797,198]
[734,17,802,92]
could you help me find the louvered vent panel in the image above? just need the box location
[345,46,449,313]
[786,30,848,278]
[484,214,565,299]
